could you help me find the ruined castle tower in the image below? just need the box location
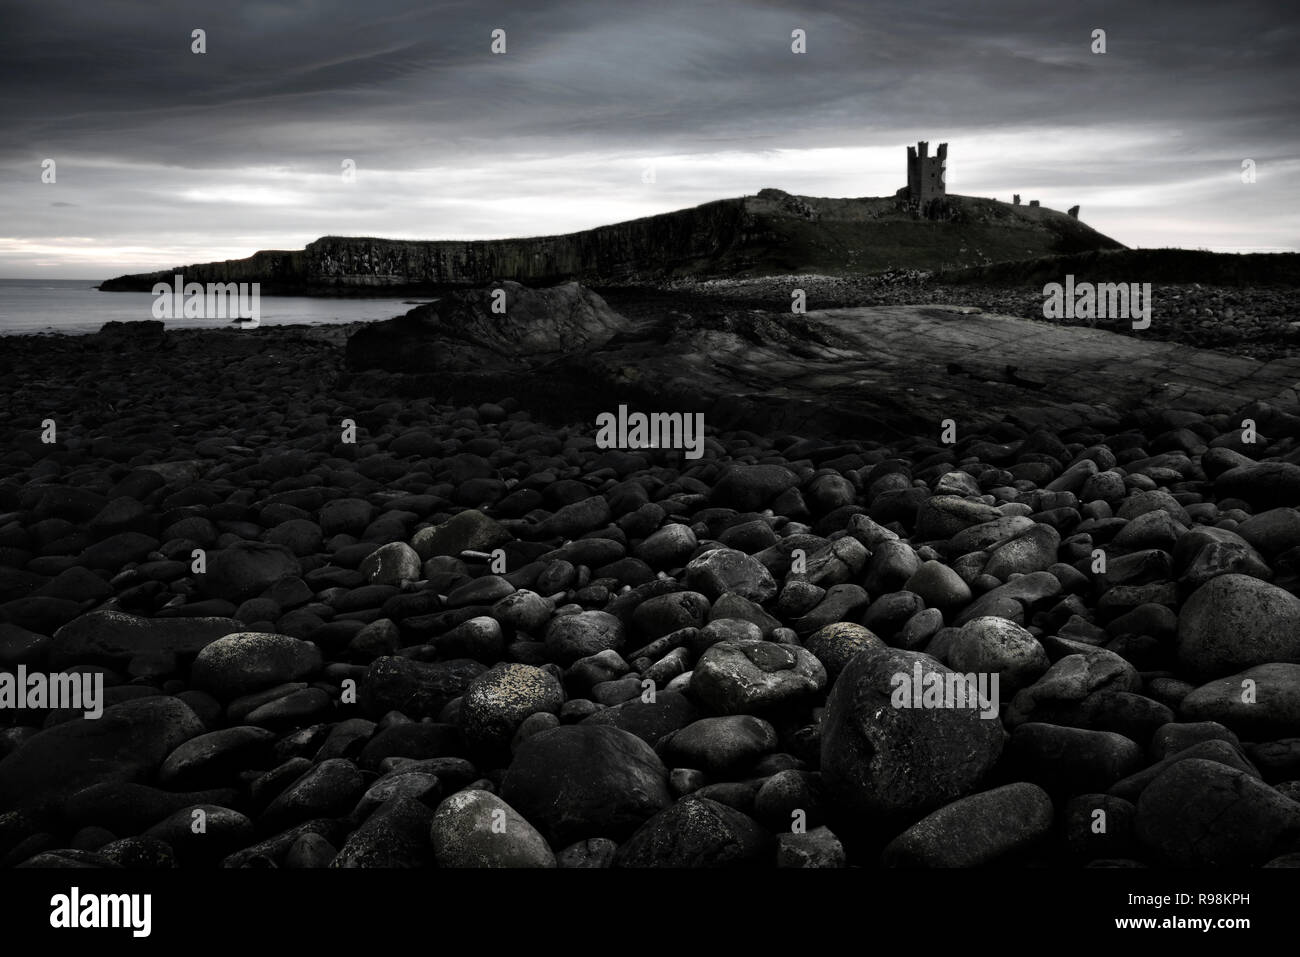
[906,141,947,205]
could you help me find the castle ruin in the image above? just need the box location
[906,141,947,206]
[894,141,1080,222]
[894,141,951,219]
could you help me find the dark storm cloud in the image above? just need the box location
[1,0,1296,276]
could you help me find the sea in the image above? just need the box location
[0,278,427,336]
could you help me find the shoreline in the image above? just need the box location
[6,278,1295,361]
[2,285,1300,870]
[0,317,385,340]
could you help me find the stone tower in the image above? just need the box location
[907,141,947,205]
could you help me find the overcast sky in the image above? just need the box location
[1,0,1297,279]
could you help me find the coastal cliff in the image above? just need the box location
[100,190,1124,293]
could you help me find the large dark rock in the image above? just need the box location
[260,759,365,833]
[544,611,625,665]
[49,610,242,669]
[710,465,800,512]
[332,795,436,868]
[882,782,1055,867]
[61,782,240,834]
[411,509,512,560]
[191,633,323,700]
[1214,462,1300,510]
[460,663,564,754]
[1177,574,1300,678]
[613,796,771,868]
[691,640,826,714]
[1136,759,1300,866]
[0,697,205,810]
[501,725,672,845]
[579,690,701,745]
[347,282,630,373]
[1180,664,1300,737]
[429,790,555,868]
[820,646,1005,817]
[158,726,278,788]
[1010,723,1145,794]
[199,542,303,603]
[656,716,779,776]
[360,656,487,720]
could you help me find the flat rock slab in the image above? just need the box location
[367,302,1300,439]
[693,305,1300,436]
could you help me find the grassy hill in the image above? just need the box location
[723,191,1124,276]
[100,189,1125,293]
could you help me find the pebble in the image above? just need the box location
[0,697,205,809]
[711,465,799,511]
[903,560,972,614]
[501,725,672,845]
[359,656,487,720]
[580,690,701,745]
[461,663,565,754]
[260,758,365,833]
[821,646,1005,817]
[48,609,241,669]
[5,320,1300,870]
[430,790,555,867]
[1136,758,1300,866]
[804,622,882,683]
[358,542,422,586]
[656,716,779,776]
[1176,574,1300,678]
[1011,724,1145,794]
[1179,663,1300,737]
[333,795,435,868]
[882,782,1054,867]
[947,616,1050,694]
[776,826,845,868]
[544,610,626,664]
[613,795,770,868]
[691,641,826,714]
[555,837,618,868]
[199,542,303,603]
[684,547,777,602]
[191,632,323,699]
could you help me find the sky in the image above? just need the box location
[1,0,1297,279]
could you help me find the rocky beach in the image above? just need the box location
[2,281,1299,870]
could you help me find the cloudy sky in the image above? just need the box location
[1,0,1297,279]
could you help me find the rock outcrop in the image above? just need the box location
[345,281,629,374]
[343,281,1300,441]
[100,191,1124,293]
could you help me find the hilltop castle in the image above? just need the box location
[895,141,949,219]
[906,141,947,205]
[897,140,1080,220]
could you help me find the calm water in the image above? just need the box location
[0,278,428,336]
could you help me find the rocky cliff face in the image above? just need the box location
[100,190,1125,294]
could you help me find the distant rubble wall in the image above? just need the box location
[939,248,1300,287]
